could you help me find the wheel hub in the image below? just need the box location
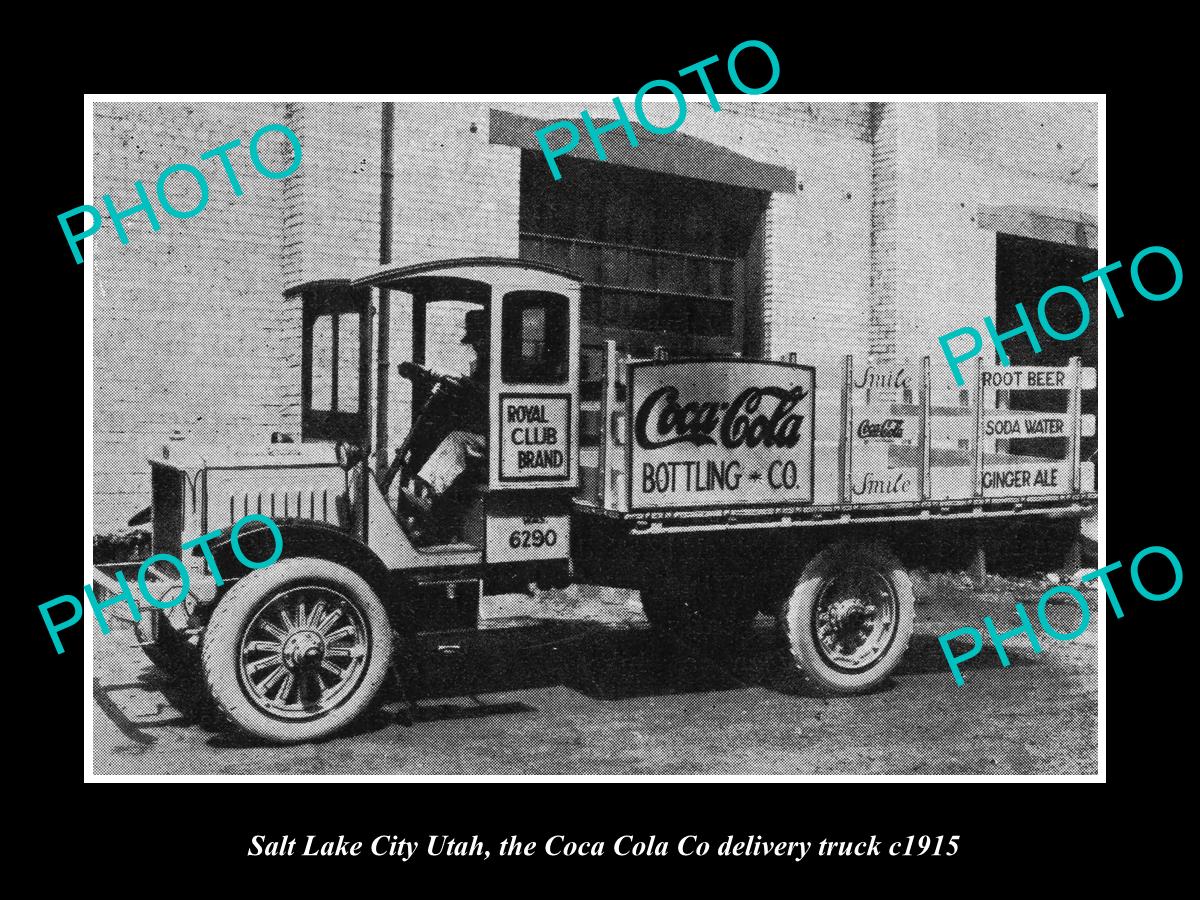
[237,586,369,720]
[824,598,874,652]
[812,567,899,672]
[282,630,326,670]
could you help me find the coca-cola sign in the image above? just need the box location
[629,359,814,511]
[857,418,904,440]
[634,385,809,451]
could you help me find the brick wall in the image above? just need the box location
[381,103,522,449]
[872,103,1098,363]
[93,102,292,533]
[281,102,382,456]
[282,103,380,286]
[389,104,521,265]
[739,104,872,364]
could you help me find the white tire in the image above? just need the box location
[779,542,915,693]
[201,557,393,744]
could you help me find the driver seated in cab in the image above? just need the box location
[421,309,487,493]
[394,309,488,543]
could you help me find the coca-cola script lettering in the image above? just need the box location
[635,385,809,450]
[857,419,905,440]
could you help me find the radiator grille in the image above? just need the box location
[225,487,338,527]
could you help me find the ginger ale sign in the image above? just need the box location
[629,359,814,511]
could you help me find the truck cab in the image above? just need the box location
[354,259,579,576]
[274,258,582,588]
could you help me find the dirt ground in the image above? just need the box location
[92,575,1098,776]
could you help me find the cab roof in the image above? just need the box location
[283,257,581,298]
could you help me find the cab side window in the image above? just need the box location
[501,291,568,384]
[302,287,368,443]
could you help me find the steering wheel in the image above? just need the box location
[382,362,481,494]
[398,361,455,389]
[397,361,483,407]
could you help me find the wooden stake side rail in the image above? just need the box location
[579,344,1097,534]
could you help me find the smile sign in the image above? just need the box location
[629,359,814,510]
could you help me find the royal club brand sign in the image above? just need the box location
[629,359,814,510]
[498,393,571,482]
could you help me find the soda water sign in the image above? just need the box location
[629,360,814,510]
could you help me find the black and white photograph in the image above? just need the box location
[81,94,1104,777]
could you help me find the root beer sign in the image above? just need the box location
[629,359,814,510]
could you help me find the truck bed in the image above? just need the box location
[576,347,1096,535]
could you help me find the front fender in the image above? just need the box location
[197,518,390,596]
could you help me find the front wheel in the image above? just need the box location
[778,542,915,693]
[201,558,393,744]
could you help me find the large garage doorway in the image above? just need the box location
[518,151,769,364]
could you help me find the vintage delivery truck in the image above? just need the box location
[130,258,1097,743]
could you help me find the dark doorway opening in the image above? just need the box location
[994,233,1097,464]
[518,151,769,360]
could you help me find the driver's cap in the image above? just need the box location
[462,309,487,345]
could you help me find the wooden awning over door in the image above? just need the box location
[489,109,797,194]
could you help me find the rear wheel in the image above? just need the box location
[779,542,914,693]
[201,557,393,744]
